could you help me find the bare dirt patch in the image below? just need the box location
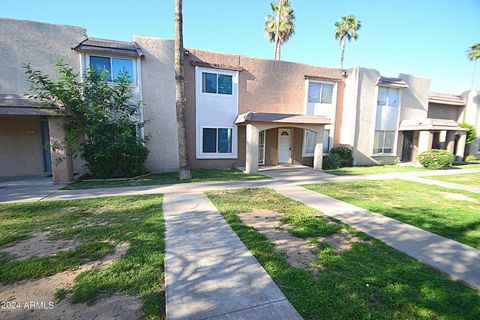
[317,229,366,253]
[238,209,366,272]
[92,205,115,215]
[438,192,477,203]
[0,232,78,261]
[238,209,317,271]
[0,242,140,320]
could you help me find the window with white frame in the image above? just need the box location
[373,87,401,154]
[308,82,334,104]
[202,72,233,95]
[202,127,233,154]
[258,130,265,164]
[303,129,330,156]
[89,56,135,83]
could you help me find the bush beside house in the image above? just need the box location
[323,146,353,170]
[460,122,478,159]
[24,61,148,178]
[417,149,455,170]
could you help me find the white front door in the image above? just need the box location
[278,129,291,164]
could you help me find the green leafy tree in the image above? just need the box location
[334,14,361,69]
[265,0,295,60]
[24,61,149,178]
[467,43,480,89]
[460,122,478,145]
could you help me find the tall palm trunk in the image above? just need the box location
[340,36,346,69]
[273,0,283,60]
[471,59,477,90]
[277,42,282,60]
[174,0,191,180]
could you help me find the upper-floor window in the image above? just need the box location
[90,56,135,83]
[373,87,401,154]
[202,72,232,95]
[308,82,334,104]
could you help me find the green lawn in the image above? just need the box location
[452,160,480,169]
[325,165,425,176]
[64,169,269,190]
[424,172,480,187]
[207,188,480,320]
[0,195,165,319]
[325,160,480,176]
[306,179,480,249]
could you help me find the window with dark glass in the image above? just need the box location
[308,82,334,104]
[89,56,134,82]
[202,128,233,154]
[202,72,233,94]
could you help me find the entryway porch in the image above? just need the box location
[235,112,331,174]
[399,118,468,163]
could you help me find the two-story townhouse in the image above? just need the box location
[183,49,344,173]
[0,18,179,183]
[341,67,479,165]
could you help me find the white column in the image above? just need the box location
[245,124,259,174]
[313,125,324,171]
[439,130,447,149]
[446,131,456,153]
[456,132,467,162]
[48,117,74,184]
[417,130,432,153]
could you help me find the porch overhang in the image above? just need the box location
[238,112,330,174]
[0,94,59,117]
[73,38,144,57]
[235,112,331,127]
[398,118,468,132]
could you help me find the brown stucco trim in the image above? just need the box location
[189,60,244,71]
[304,75,341,82]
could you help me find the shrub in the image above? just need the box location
[323,153,343,170]
[83,144,149,178]
[24,61,148,178]
[417,149,455,170]
[460,122,477,145]
[329,146,353,167]
[465,154,478,162]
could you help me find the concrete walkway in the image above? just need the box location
[2,167,480,204]
[402,176,480,193]
[163,192,302,320]
[273,184,480,289]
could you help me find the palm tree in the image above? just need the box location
[467,43,480,89]
[174,0,191,180]
[265,0,295,60]
[334,14,361,69]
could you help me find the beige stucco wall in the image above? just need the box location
[462,90,480,156]
[343,67,431,165]
[0,18,87,95]
[0,116,45,176]
[0,18,88,176]
[134,36,180,172]
[427,103,464,122]
[184,49,344,169]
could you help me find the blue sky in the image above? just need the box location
[1,0,479,93]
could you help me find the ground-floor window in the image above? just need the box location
[373,130,395,154]
[202,127,232,154]
[303,129,330,156]
[259,130,265,164]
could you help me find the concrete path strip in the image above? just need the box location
[163,192,302,320]
[273,185,480,289]
[401,176,480,194]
